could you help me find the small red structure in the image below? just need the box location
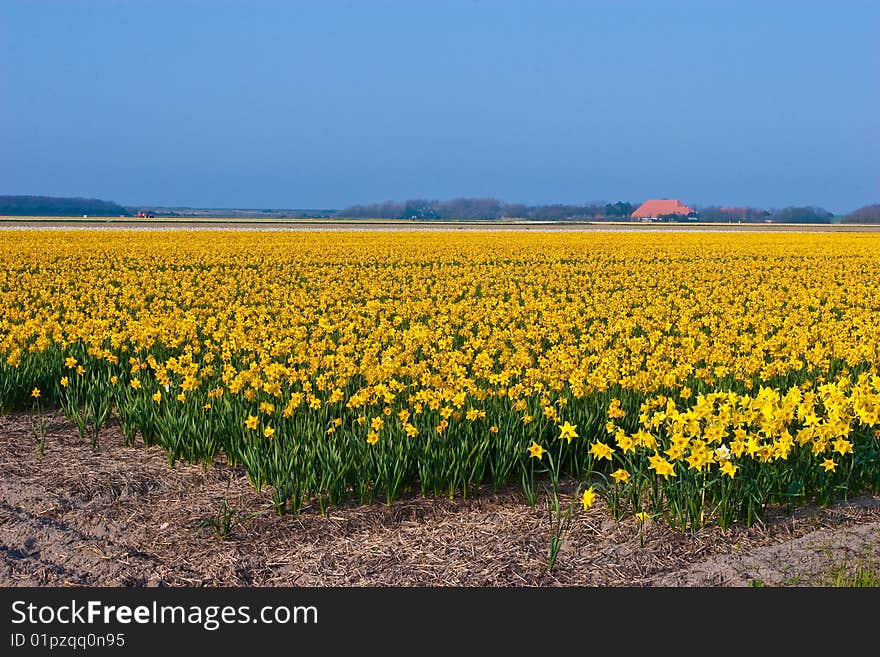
[631,199,695,221]
[136,210,155,218]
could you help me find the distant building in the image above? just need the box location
[631,199,696,221]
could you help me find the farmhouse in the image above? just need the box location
[631,199,695,221]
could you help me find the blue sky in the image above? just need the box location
[1,0,877,212]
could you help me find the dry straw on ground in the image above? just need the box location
[2,411,878,587]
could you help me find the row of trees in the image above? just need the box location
[337,198,635,221]
[5,194,876,223]
[693,206,771,222]
[694,205,837,224]
[337,198,844,223]
[841,204,880,224]
[0,195,130,217]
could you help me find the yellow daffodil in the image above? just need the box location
[589,441,614,461]
[527,441,547,460]
[611,469,630,484]
[581,486,597,510]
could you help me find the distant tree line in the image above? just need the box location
[768,206,835,223]
[695,205,835,224]
[5,194,874,223]
[0,195,130,217]
[338,198,845,223]
[336,198,635,221]
[694,206,771,222]
[841,204,880,224]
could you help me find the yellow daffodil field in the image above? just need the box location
[3,229,880,530]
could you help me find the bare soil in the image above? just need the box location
[2,411,879,587]
[3,219,880,232]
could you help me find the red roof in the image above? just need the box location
[631,199,693,218]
